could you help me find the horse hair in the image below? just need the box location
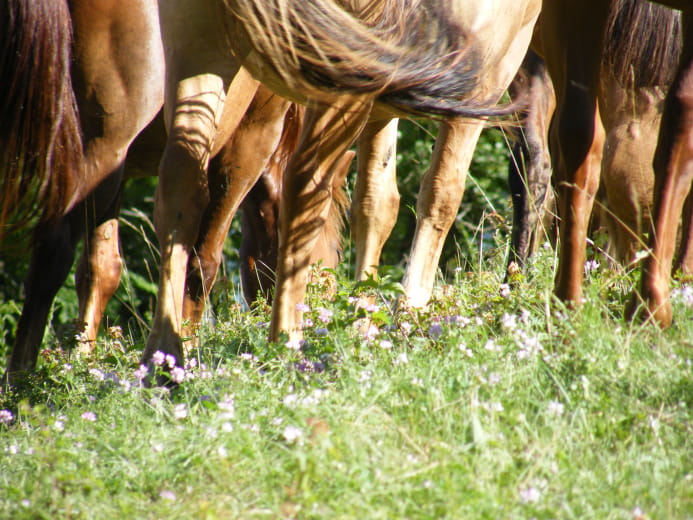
[223,0,520,118]
[604,0,682,88]
[0,0,83,241]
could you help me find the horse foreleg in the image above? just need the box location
[351,118,400,280]
[143,67,258,368]
[183,88,291,335]
[633,35,693,326]
[401,118,484,307]
[269,96,372,342]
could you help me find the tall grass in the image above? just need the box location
[1,240,691,519]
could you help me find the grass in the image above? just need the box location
[0,243,691,519]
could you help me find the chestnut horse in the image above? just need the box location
[541,0,692,326]
[146,0,542,368]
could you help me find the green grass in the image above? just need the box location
[1,245,691,519]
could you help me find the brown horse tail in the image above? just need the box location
[604,0,682,88]
[224,0,519,119]
[0,0,83,240]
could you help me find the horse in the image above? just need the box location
[2,0,164,379]
[144,0,542,368]
[0,0,348,381]
[506,0,683,276]
[540,0,692,326]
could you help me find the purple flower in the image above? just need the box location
[151,351,165,366]
[0,410,14,425]
[81,411,97,422]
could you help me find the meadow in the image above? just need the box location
[0,124,691,519]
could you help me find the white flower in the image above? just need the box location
[519,486,541,503]
[170,367,186,384]
[400,321,412,335]
[81,411,97,422]
[317,307,333,323]
[89,368,105,381]
[217,446,228,458]
[285,339,303,351]
[282,425,303,444]
[379,340,393,350]
[394,352,409,365]
[173,404,187,420]
[364,324,380,341]
[501,313,517,330]
[547,400,564,416]
[165,354,176,369]
[159,490,176,501]
[499,283,511,298]
[134,365,148,380]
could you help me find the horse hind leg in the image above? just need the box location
[401,118,484,308]
[631,34,693,326]
[351,119,400,280]
[270,96,372,341]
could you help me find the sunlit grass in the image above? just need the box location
[1,243,691,519]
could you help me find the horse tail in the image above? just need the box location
[0,0,83,240]
[224,0,518,118]
[604,0,682,88]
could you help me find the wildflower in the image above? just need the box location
[173,403,187,420]
[314,327,329,336]
[584,259,600,273]
[379,339,393,350]
[394,352,409,365]
[20,500,30,508]
[218,395,235,420]
[364,324,380,340]
[165,354,176,369]
[221,422,233,433]
[81,411,97,422]
[53,420,65,432]
[302,317,314,328]
[488,373,501,385]
[152,442,164,453]
[547,400,564,416]
[632,506,645,519]
[0,410,14,425]
[89,368,105,381]
[159,490,176,501]
[285,339,303,351]
[296,302,310,312]
[134,364,148,380]
[672,285,693,307]
[317,307,333,323]
[487,401,504,413]
[282,425,303,444]
[217,445,228,458]
[151,351,165,366]
[499,283,511,298]
[428,323,443,339]
[501,313,517,330]
[170,367,186,384]
[400,321,412,335]
[458,343,473,358]
[364,303,379,313]
[519,486,541,504]
[239,352,257,362]
[484,339,500,352]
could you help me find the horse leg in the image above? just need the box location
[269,96,372,341]
[183,87,291,336]
[351,119,400,280]
[540,1,610,306]
[74,185,124,352]
[5,213,84,378]
[506,49,555,276]
[401,118,484,307]
[143,1,259,366]
[673,189,693,276]
[632,20,693,325]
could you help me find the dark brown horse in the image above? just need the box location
[540,0,692,326]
